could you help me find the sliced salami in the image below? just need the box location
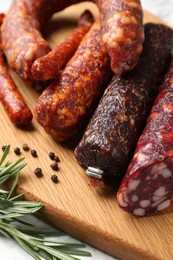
[117,59,173,216]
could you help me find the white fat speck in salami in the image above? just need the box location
[157,200,171,211]
[139,200,151,208]
[132,195,138,202]
[117,192,128,207]
[128,180,140,190]
[151,163,166,174]
[152,196,166,207]
[133,208,146,216]
[153,186,166,197]
[159,168,172,178]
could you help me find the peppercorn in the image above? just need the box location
[2,145,7,151]
[50,162,59,171]
[34,167,43,178]
[51,174,58,183]
[14,147,21,155]
[49,152,55,160]
[54,155,60,163]
[31,149,37,157]
[22,143,30,151]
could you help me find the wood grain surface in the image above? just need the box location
[1,3,172,260]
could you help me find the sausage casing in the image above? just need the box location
[117,59,173,216]
[34,20,112,141]
[31,10,94,81]
[98,0,144,74]
[0,26,33,125]
[1,0,144,87]
[74,23,173,178]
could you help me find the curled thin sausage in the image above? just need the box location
[117,59,173,216]
[1,0,144,87]
[34,20,112,141]
[74,23,173,179]
[31,10,94,81]
[0,17,33,126]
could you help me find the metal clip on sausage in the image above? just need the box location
[86,167,104,179]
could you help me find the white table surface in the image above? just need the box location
[0,1,173,259]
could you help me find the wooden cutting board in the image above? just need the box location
[1,3,173,260]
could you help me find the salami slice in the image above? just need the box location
[117,59,173,216]
[74,23,173,179]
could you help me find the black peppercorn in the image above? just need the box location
[22,143,30,151]
[49,152,55,160]
[34,167,43,178]
[2,145,7,151]
[51,174,58,183]
[54,155,60,163]
[50,162,59,171]
[14,147,21,155]
[31,149,37,157]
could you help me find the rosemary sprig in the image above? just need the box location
[0,145,91,260]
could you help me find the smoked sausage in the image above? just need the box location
[31,10,94,81]
[74,23,173,179]
[1,0,144,87]
[117,59,173,216]
[0,16,33,126]
[34,20,112,141]
[98,0,144,74]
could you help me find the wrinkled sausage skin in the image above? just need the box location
[1,0,86,87]
[98,0,144,74]
[34,20,112,141]
[0,22,33,126]
[1,0,144,87]
[74,23,173,178]
[117,60,173,216]
[31,10,94,81]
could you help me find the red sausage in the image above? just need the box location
[98,0,144,74]
[34,20,112,141]
[1,0,144,87]
[117,60,173,216]
[0,34,33,125]
[31,10,94,81]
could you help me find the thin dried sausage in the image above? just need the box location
[74,23,173,179]
[31,10,94,81]
[0,17,33,126]
[1,0,144,87]
[34,20,112,141]
[117,59,173,216]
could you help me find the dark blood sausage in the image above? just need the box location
[98,0,144,75]
[1,0,144,87]
[34,20,112,142]
[31,10,94,81]
[74,23,173,179]
[0,25,33,126]
[117,59,173,216]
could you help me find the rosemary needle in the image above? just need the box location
[0,145,92,260]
